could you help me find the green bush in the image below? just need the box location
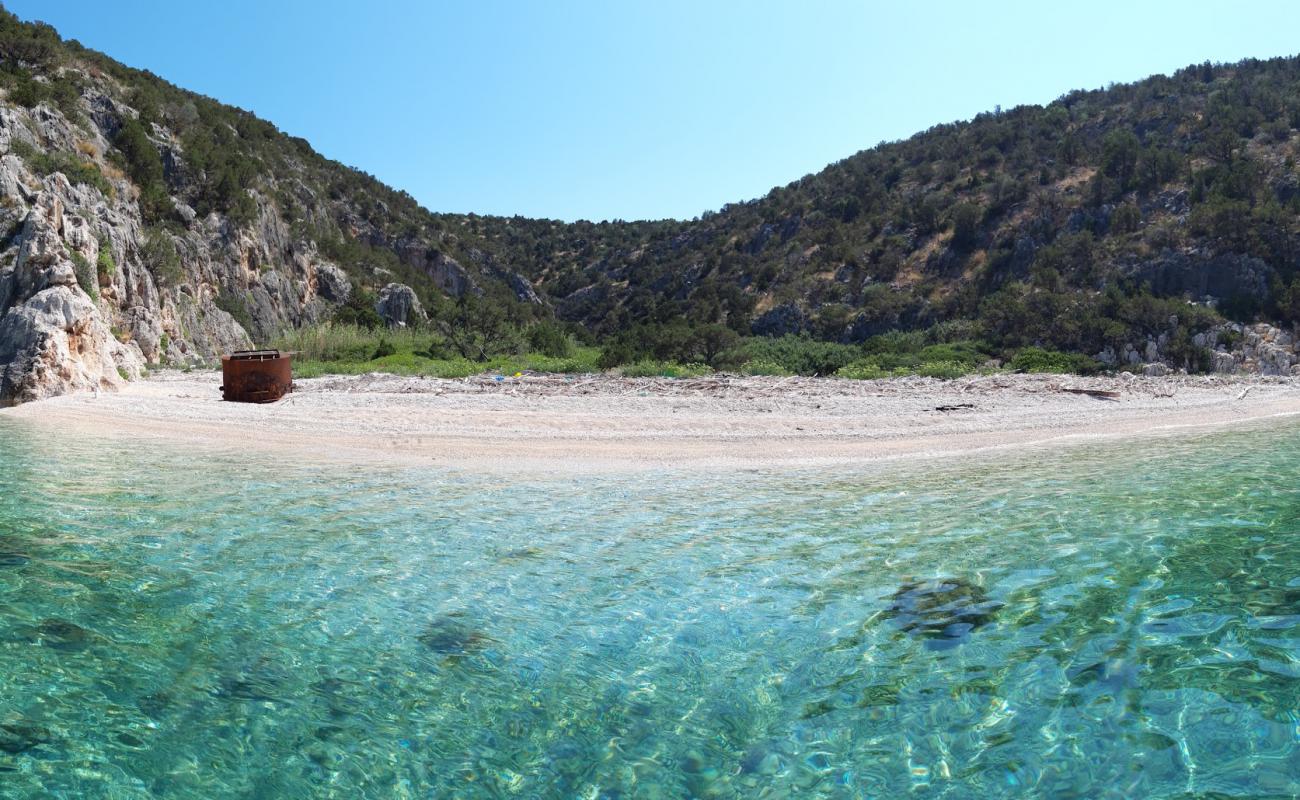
[619,361,713,378]
[917,342,988,367]
[141,227,183,286]
[738,359,793,376]
[215,288,255,336]
[332,289,384,330]
[741,334,863,376]
[599,322,741,370]
[1009,347,1101,374]
[96,241,116,279]
[70,250,97,301]
[112,114,170,221]
[835,361,892,380]
[915,360,969,379]
[525,320,574,358]
[862,330,926,355]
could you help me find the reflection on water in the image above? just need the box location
[0,419,1298,797]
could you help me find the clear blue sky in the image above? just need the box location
[10,1,1300,222]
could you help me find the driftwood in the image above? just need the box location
[1059,387,1121,400]
[934,403,975,412]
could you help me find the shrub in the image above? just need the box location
[430,292,524,362]
[739,359,793,376]
[950,202,982,250]
[741,334,863,376]
[112,114,170,221]
[215,288,255,336]
[332,289,383,330]
[96,241,116,280]
[915,360,968,379]
[835,361,891,380]
[525,320,574,358]
[863,329,926,355]
[141,227,183,286]
[1009,347,1100,374]
[70,250,97,301]
[917,341,989,367]
[619,361,713,378]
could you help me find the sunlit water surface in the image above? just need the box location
[1,419,1299,798]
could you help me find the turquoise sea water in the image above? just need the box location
[0,420,1298,798]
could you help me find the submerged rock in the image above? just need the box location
[417,616,486,656]
[0,721,50,754]
[35,618,91,651]
[885,577,1002,648]
[137,691,172,720]
[497,546,543,562]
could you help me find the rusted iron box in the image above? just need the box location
[220,349,293,403]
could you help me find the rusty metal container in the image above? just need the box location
[220,349,293,403]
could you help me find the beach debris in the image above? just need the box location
[1059,387,1121,400]
[418,615,487,656]
[933,403,975,412]
[885,578,1002,649]
[304,371,1248,404]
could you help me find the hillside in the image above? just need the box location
[2,7,1300,403]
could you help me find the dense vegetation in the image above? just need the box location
[4,6,1300,376]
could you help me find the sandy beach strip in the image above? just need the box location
[3,371,1299,472]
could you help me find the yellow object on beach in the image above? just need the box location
[514,372,523,377]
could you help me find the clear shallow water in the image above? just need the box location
[0,422,1298,798]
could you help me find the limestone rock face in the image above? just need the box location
[0,95,367,403]
[375,283,426,328]
[0,185,143,406]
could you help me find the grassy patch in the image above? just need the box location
[618,361,713,378]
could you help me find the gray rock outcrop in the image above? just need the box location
[375,283,426,328]
[0,183,143,405]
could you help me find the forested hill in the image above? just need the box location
[2,4,1300,399]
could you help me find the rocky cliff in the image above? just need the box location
[0,27,546,404]
[0,96,349,403]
